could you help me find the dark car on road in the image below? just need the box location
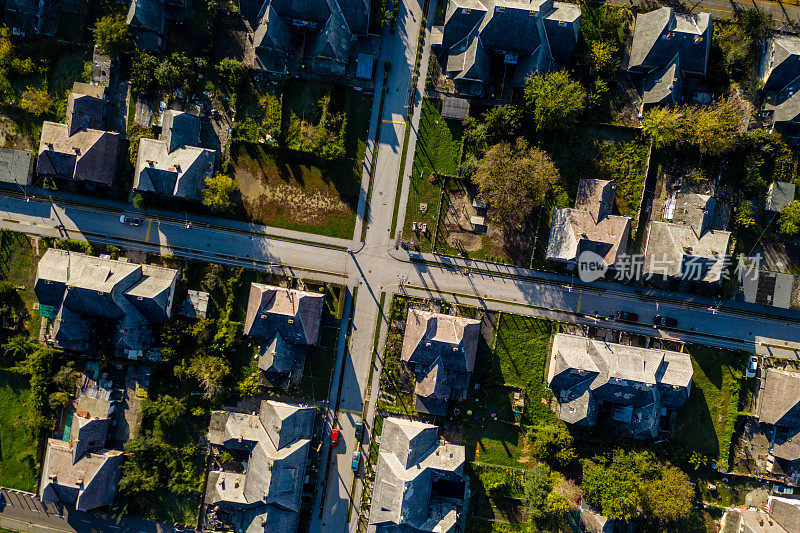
[354,421,364,443]
[616,311,639,323]
[119,214,142,226]
[653,315,678,328]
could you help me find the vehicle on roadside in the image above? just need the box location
[653,315,677,328]
[616,311,639,323]
[746,356,759,379]
[351,451,361,472]
[330,429,341,448]
[354,421,364,443]
[119,214,142,226]
[773,484,794,495]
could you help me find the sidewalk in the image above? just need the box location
[2,185,352,249]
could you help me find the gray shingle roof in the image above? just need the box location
[766,181,796,212]
[248,0,369,76]
[546,179,631,266]
[441,0,579,93]
[0,147,33,186]
[37,120,121,187]
[757,369,800,427]
[34,249,178,351]
[205,400,314,532]
[133,111,216,201]
[368,418,465,530]
[39,422,123,513]
[642,53,682,107]
[244,284,325,345]
[628,7,711,77]
[643,221,731,283]
[547,333,693,438]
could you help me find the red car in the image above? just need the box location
[330,429,341,448]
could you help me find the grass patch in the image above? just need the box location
[461,314,555,468]
[402,98,463,248]
[0,231,41,340]
[672,345,746,469]
[297,325,338,401]
[0,370,38,492]
[230,143,360,238]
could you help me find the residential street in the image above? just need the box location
[5,0,800,531]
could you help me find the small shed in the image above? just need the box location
[178,290,210,319]
[766,181,796,212]
[441,96,470,120]
[356,53,375,81]
[0,147,34,186]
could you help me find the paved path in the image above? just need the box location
[7,1,800,531]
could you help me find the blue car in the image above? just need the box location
[351,451,361,472]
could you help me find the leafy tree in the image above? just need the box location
[716,23,752,72]
[685,97,743,155]
[130,52,158,95]
[736,200,756,228]
[20,87,51,116]
[482,105,519,145]
[589,40,619,77]
[93,14,130,55]
[48,391,70,410]
[741,7,770,41]
[641,464,693,524]
[582,456,642,521]
[237,362,261,397]
[189,354,230,399]
[473,139,559,229]
[2,335,35,365]
[203,173,238,214]
[143,395,187,440]
[524,70,586,131]
[216,58,245,93]
[132,193,146,210]
[524,465,552,523]
[529,420,575,467]
[544,491,570,528]
[642,107,682,148]
[780,200,800,235]
[154,53,193,92]
[462,116,487,152]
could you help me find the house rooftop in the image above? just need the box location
[757,368,800,427]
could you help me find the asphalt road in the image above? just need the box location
[6,0,800,529]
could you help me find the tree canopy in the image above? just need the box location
[582,450,693,525]
[473,139,559,229]
[523,70,587,131]
[642,107,682,148]
[780,200,800,235]
[93,14,130,55]
[529,420,575,467]
[203,173,239,214]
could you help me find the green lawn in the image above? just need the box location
[461,314,556,468]
[0,231,41,340]
[402,98,463,249]
[0,370,38,492]
[672,345,746,469]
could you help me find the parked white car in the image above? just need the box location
[746,355,758,379]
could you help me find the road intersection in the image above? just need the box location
[4,0,800,531]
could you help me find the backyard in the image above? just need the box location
[401,98,463,250]
[0,231,42,340]
[672,345,747,470]
[461,314,556,468]
[0,370,38,492]
[0,42,92,150]
[230,80,371,238]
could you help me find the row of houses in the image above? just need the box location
[0,80,218,202]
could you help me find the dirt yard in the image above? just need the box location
[231,143,359,238]
[438,184,511,260]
